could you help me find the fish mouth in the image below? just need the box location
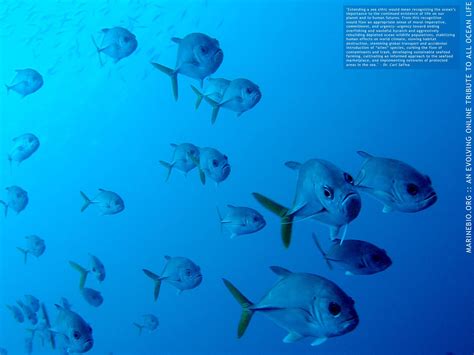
[423,192,437,205]
[341,193,361,220]
[83,339,94,352]
[341,315,359,332]
[221,164,231,179]
[214,49,224,64]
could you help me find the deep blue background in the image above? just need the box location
[0,0,472,354]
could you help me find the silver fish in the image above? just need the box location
[151,33,224,100]
[254,159,362,247]
[52,304,93,353]
[159,143,200,181]
[17,235,46,263]
[91,27,137,65]
[8,133,40,167]
[312,233,392,276]
[0,186,29,217]
[81,288,103,307]
[6,304,24,323]
[17,300,37,325]
[194,78,262,124]
[80,189,124,215]
[191,77,230,109]
[217,205,266,238]
[133,314,159,335]
[223,266,358,346]
[355,151,437,213]
[193,147,230,185]
[5,69,43,97]
[143,256,202,301]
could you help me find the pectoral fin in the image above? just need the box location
[283,332,304,343]
[311,337,328,346]
[383,205,394,213]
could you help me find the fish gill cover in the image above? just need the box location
[0,0,471,354]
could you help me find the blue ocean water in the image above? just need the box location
[0,0,472,354]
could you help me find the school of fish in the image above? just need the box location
[0,1,438,354]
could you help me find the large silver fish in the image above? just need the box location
[52,304,93,353]
[253,159,362,248]
[8,133,40,167]
[80,189,124,215]
[159,143,200,181]
[143,256,202,301]
[17,235,46,263]
[223,266,358,346]
[133,314,159,335]
[217,205,266,238]
[191,77,230,109]
[193,78,262,124]
[5,69,43,97]
[355,151,437,213]
[91,27,137,65]
[312,233,392,275]
[151,33,224,100]
[192,147,231,185]
[0,186,29,217]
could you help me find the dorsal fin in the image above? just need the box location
[284,161,302,170]
[171,37,181,44]
[357,151,373,159]
[170,143,178,148]
[270,266,292,277]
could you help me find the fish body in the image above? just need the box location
[92,27,137,64]
[81,288,103,307]
[6,304,24,323]
[17,300,38,325]
[80,189,124,215]
[17,235,46,263]
[218,205,266,238]
[151,33,224,100]
[253,159,362,247]
[355,151,437,213]
[223,266,358,346]
[143,256,202,301]
[202,78,262,123]
[8,133,40,166]
[312,233,392,275]
[159,143,200,181]
[191,77,230,109]
[5,69,43,97]
[53,305,93,353]
[0,186,29,216]
[194,147,231,185]
[133,314,159,335]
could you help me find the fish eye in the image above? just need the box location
[246,87,253,94]
[92,268,97,272]
[200,46,208,54]
[212,159,219,167]
[323,186,334,199]
[406,183,419,196]
[185,269,192,276]
[73,330,81,339]
[371,254,381,262]
[344,173,354,185]
[328,302,341,316]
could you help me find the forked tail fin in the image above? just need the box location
[252,193,293,248]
